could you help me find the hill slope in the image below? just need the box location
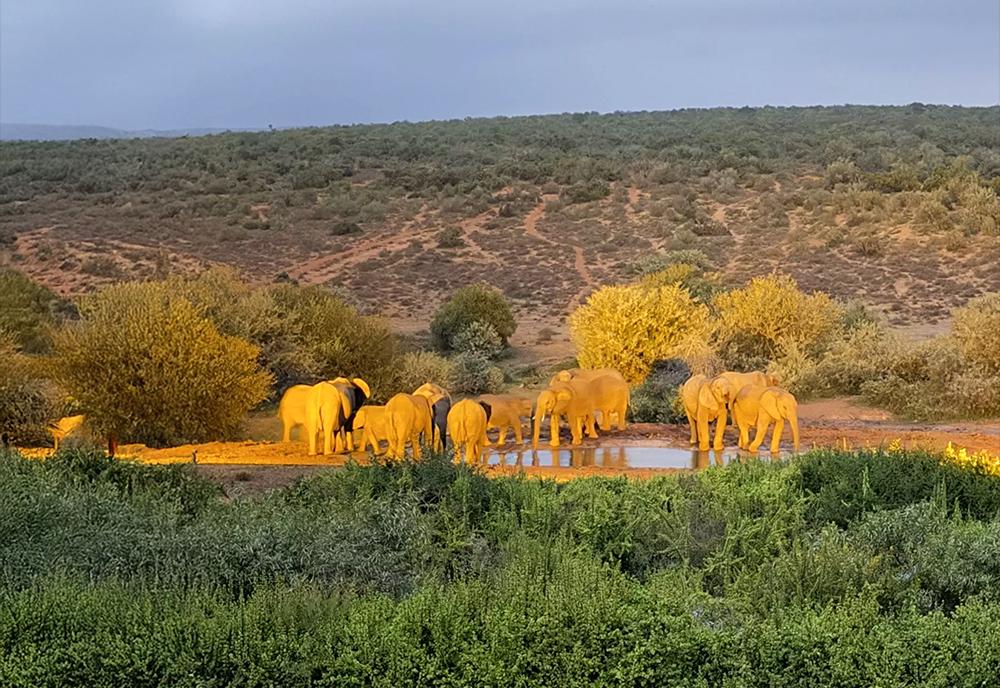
[1,106,998,344]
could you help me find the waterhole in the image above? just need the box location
[481,445,771,470]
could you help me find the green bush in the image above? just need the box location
[628,358,690,423]
[390,350,457,396]
[450,352,505,394]
[450,320,503,359]
[430,284,516,352]
[0,334,56,445]
[0,267,68,353]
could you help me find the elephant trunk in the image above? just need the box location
[532,410,544,449]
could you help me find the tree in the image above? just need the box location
[49,283,272,447]
[569,283,712,384]
[430,284,516,352]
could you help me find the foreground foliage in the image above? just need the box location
[1,447,999,686]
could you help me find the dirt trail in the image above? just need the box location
[522,194,597,310]
[290,204,430,283]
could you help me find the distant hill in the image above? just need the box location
[0,122,257,141]
[1,105,998,344]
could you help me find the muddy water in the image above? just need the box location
[482,445,768,470]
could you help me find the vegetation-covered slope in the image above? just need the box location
[2,105,998,333]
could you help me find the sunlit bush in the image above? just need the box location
[570,283,712,383]
[48,283,272,446]
[952,293,1000,374]
[713,273,844,370]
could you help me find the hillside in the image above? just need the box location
[1,105,998,348]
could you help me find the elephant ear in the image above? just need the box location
[555,388,573,402]
[351,378,371,402]
[478,401,493,422]
[698,384,718,412]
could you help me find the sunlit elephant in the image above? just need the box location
[680,374,726,451]
[385,393,433,459]
[710,371,780,412]
[352,405,388,453]
[329,377,371,452]
[305,381,343,456]
[49,414,86,451]
[549,368,627,427]
[448,398,491,463]
[587,374,630,432]
[278,384,314,442]
[733,385,800,454]
[413,382,451,451]
[479,394,532,446]
[532,378,598,448]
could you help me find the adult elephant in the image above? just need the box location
[447,398,491,463]
[278,384,315,442]
[413,382,451,451]
[329,377,371,452]
[549,368,628,428]
[303,377,370,456]
[532,378,598,448]
[352,405,388,453]
[710,370,779,411]
[384,393,433,459]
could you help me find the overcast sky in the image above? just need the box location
[1,0,998,130]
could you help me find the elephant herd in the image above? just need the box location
[680,371,800,454]
[278,368,633,463]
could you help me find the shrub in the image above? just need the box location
[713,273,844,370]
[450,320,503,359]
[806,322,902,396]
[391,351,456,395]
[628,358,690,423]
[48,282,272,446]
[0,334,56,444]
[0,267,67,353]
[952,293,1000,374]
[570,283,712,383]
[450,352,504,394]
[430,284,516,352]
[564,179,611,204]
[436,227,465,248]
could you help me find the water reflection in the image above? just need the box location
[484,445,753,470]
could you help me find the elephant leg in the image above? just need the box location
[697,416,711,451]
[497,427,507,446]
[598,410,611,432]
[738,421,749,450]
[712,408,727,451]
[549,414,560,448]
[586,414,599,438]
[687,413,698,445]
[411,433,422,459]
[616,404,627,431]
[307,422,317,456]
[770,419,784,455]
[514,421,523,445]
[282,421,291,443]
[571,416,583,445]
[748,414,770,453]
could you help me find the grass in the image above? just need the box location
[1,446,1000,685]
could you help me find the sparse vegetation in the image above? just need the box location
[1,447,999,684]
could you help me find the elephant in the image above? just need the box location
[329,377,371,452]
[479,393,532,445]
[384,393,434,459]
[49,414,86,451]
[413,382,451,451]
[352,405,388,453]
[733,385,800,454]
[532,378,599,448]
[278,384,314,442]
[680,374,727,451]
[587,374,630,432]
[710,371,780,412]
[549,368,628,428]
[447,398,491,463]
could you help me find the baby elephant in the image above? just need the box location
[732,386,799,454]
[447,399,492,463]
[478,394,532,446]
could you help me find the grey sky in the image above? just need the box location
[2,0,998,130]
